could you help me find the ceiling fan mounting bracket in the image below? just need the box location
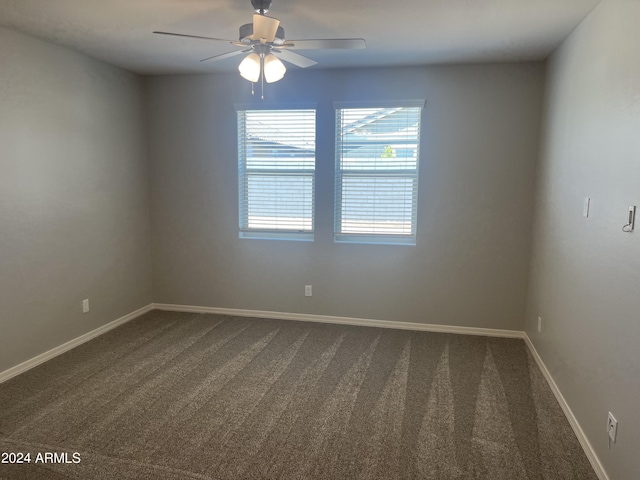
[251,0,272,14]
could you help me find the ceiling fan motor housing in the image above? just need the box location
[251,0,272,14]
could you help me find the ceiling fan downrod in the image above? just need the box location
[251,0,272,15]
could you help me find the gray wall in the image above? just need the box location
[525,1,640,478]
[148,64,544,330]
[0,28,153,373]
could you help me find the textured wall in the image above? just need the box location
[525,1,640,478]
[148,64,544,330]
[0,28,153,373]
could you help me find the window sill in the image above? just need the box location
[240,231,314,242]
[334,234,416,246]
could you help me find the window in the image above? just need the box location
[237,108,316,240]
[334,101,424,245]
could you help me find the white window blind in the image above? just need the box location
[237,108,316,240]
[334,102,424,245]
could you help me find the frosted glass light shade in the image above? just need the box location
[239,53,260,82]
[263,54,286,83]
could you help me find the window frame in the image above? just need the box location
[236,104,317,241]
[333,100,425,246]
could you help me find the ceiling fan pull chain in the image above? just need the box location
[251,82,255,96]
[261,56,265,99]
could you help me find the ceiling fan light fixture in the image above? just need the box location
[263,54,286,83]
[155,0,366,97]
[238,53,261,82]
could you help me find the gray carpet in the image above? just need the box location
[0,311,597,479]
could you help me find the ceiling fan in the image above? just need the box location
[154,0,366,97]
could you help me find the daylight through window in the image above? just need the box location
[334,102,424,245]
[237,108,316,240]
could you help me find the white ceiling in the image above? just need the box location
[0,0,599,75]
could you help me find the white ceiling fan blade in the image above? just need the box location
[252,14,280,42]
[272,49,317,68]
[200,49,250,63]
[153,31,241,46]
[282,38,366,50]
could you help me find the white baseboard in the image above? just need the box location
[524,333,608,480]
[152,303,524,339]
[0,304,154,384]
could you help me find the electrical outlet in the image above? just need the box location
[537,316,542,333]
[304,285,312,297]
[607,412,618,445]
[82,299,90,314]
